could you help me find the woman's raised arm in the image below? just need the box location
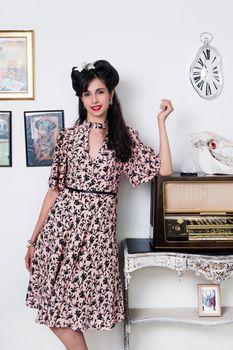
[157,99,173,176]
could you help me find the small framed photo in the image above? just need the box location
[24,110,64,167]
[0,30,34,99]
[0,111,12,167]
[198,284,221,317]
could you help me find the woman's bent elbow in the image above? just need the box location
[159,169,173,176]
[47,188,60,200]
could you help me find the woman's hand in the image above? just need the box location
[158,99,173,122]
[25,247,35,272]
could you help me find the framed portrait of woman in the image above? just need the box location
[24,110,64,166]
[0,111,12,167]
[0,30,34,99]
[198,284,221,317]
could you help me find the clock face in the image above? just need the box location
[190,44,223,99]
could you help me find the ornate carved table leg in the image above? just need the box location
[124,271,130,350]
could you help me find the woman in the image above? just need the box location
[25,60,173,350]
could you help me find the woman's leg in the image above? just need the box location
[50,327,88,350]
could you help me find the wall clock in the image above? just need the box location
[190,32,223,100]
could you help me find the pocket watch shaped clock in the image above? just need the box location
[190,33,223,100]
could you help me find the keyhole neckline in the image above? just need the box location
[84,119,108,129]
[84,122,108,161]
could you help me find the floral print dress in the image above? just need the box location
[26,120,161,332]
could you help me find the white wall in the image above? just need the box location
[1,0,233,349]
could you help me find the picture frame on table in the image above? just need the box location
[24,110,64,167]
[198,284,221,317]
[0,30,34,100]
[0,111,12,167]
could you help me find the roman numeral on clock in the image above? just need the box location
[194,75,201,83]
[197,80,204,90]
[203,49,210,60]
[213,81,218,90]
[206,82,212,96]
[198,58,204,67]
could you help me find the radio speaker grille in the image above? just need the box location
[164,182,233,213]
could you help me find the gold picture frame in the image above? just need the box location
[198,284,221,317]
[0,30,34,99]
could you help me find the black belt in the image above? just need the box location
[65,185,117,197]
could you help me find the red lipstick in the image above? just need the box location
[91,105,102,111]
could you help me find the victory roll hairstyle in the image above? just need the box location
[71,60,132,162]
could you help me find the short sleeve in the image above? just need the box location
[123,128,161,187]
[48,130,67,191]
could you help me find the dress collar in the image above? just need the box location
[83,119,108,129]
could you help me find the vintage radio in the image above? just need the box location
[150,174,233,251]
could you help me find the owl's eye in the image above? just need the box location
[208,139,217,149]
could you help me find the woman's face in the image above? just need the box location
[81,78,113,122]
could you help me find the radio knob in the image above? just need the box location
[173,224,181,233]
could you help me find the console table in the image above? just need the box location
[123,238,233,350]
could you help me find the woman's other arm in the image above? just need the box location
[25,188,60,271]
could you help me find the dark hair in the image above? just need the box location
[71,60,132,162]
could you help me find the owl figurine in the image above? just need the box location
[191,131,233,174]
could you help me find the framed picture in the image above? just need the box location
[198,284,221,317]
[0,111,12,167]
[24,110,64,167]
[0,30,34,99]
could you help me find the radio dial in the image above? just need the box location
[173,224,182,233]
